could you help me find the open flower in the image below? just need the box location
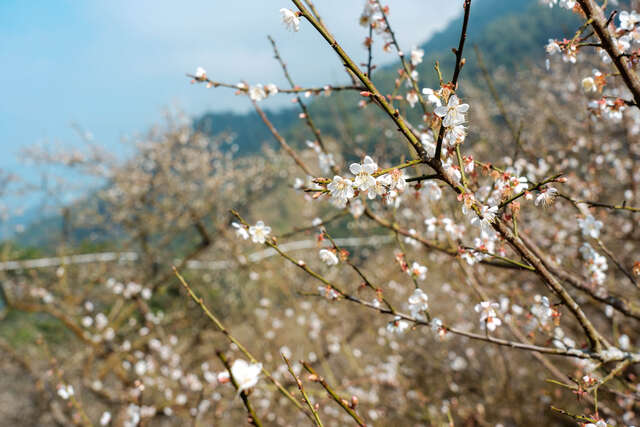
[319,249,339,266]
[349,156,378,191]
[57,384,75,400]
[349,198,365,218]
[328,175,355,207]
[249,221,271,244]
[408,262,428,280]
[434,95,469,127]
[232,222,249,240]
[534,187,558,207]
[230,359,262,393]
[194,67,207,81]
[387,316,410,334]
[249,84,267,102]
[470,205,498,231]
[406,91,419,108]
[474,301,502,331]
[280,8,300,32]
[408,288,429,317]
[410,47,424,66]
[422,88,442,107]
[578,215,602,239]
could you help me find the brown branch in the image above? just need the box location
[290,0,427,160]
[302,362,366,426]
[251,99,313,176]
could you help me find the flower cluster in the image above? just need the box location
[327,155,407,208]
[578,214,603,239]
[579,243,608,286]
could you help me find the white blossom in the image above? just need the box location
[100,411,112,426]
[408,262,427,280]
[280,8,300,32]
[249,221,271,244]
[435,95,469,128]
[408,288,429,317]
[350,156,378,191]
[578,215,603,239]
[194,67,207,80]
[248,84,267,102]
[232,222,249,240]
[534,187,558,207]
[474,301,502,331]
[470,205,498,232]
[319,249,339,266]
[231,359,262,392]
[619,10,640,31]
[328,175,355,207]
[410,47,424,66]
[57,384,75,400]
[349,198,365,218]
[387,316,410,334]
[421,88,442,107]
[406,91,419,108]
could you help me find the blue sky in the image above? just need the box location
[1,0,459,218]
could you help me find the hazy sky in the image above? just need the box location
[1,1,461,175]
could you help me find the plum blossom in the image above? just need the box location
[410,47,424,66]
[582,76,597,93]
[230,359,262,393]
[100,411,112,426]
[319,249,339,266]
[545,39,561,55]
[386,316,410,334]
[265,83,278,96]
[474,301,502,331]
[421,131,436,157]
[328,175,355,207]
[470,205,498,232]
[408,262,428,280]
[350,156,378,191]
[249,221,271,244]
[435,95,469,127]
[249,84,267,102]
[531,295,554,327]
[422,181,442,201]
[406,91,419,108]
[194,67,207,80]
[232,222,249,240]
[619,10,640,31]
[349,198,365,218]
[408,288,429,318]
[534,187,558,207]
[580,243,608,285]
[578,214,603,238]
[57,384,75,400]
[443,124,467,146]
[421,88,442,107]
[387,169,407,192]
[368,176,388,199]
[280,8,300,32]
[318,285,340,300]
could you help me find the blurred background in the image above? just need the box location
[4,1,636,425]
